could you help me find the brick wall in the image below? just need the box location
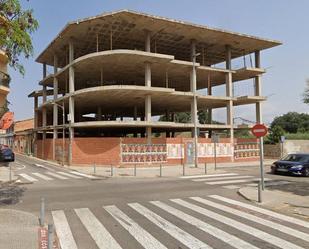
[72,137,120,165]
[35,137,260,166]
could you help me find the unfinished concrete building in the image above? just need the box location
[29,10,281,166]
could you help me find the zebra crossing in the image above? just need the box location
[180,173,280,189]
[18,170,97,183]
[51,195,309,249]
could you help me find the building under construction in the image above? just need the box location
[29,10,281,166]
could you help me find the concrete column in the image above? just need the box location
[68,41,75,165]
[145,30,151,52]
[255,50,262,123]
[191,40,199,167]
[207,75,212,137]
[53,55,58,160]
[97,107,102,121]
[144,59,152,143]
[225,45,234,158]
[145,96,152,143]
[145,62,151,87]
[43,63,47,78]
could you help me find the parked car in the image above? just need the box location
[271,153,309,177]
[0,148,15,162]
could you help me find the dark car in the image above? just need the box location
[0,148,15,162]
[271,153,309,177]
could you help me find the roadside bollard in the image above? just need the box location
[204,162,207,175]
[40,197,45,227]
[183,164,185,176]
[134,164,137,176]
[258,181,262,203]
[93,163,96,175]
[9,163,12,181]
[111,164,114,177]
[47,223,54,249]
[159,164,162,177]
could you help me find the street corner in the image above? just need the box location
[237,184,309,219]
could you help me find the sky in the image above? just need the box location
[8,0,309,124]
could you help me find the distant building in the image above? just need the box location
[29,10,281,166]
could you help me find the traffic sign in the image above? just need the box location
[251,124,268,138]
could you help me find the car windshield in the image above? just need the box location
[281,154,309,162]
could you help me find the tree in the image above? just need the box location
[303,79,309,105]
[0,0,38,75]
[266,125,284,144]
[270,112,309,134]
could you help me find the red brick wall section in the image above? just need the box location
[72,137,120,166]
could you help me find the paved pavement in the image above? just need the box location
[0,209,38,249]
[0,154,308,248]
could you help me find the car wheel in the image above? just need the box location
[271,168,276,174]
[302,168,309,177]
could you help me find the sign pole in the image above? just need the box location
[214,140,217,171]
[259,136,265,190]
[251,123,268,194]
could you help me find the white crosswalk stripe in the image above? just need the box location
[206,178,271,185]
[172,198,304,249]
[18,173,38,182]
[52,210,78,249]
[69,171,98,179]
[46,171,68,179]
[180,173,238,179]
[129,202,211,249]
[75,208,122,249]
[50,196,309,249]
[32,172,53,180]
[57,171,83,179]
[193,175,254,182]
[210,195,309,229]
[151,200,259,249]
[191,197,309,243]
[104,205,167,249]
[18,171,88,183]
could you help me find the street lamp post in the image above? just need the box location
[54,102,65,166]
[192,52,200,168]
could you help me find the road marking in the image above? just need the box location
[151,201,259,249]
[206,178,271,185]
[46,172,68,180]
[104,205,167,249]
[69,171,97,179]
[193,175,254,182]
[75,208,122,249]
[57,171,83,179]
[129,202,211,249]
[222,185,240,189]
[19,173,38,182]
[52,210,78,249]
[172,199,303,249]
[34,163,55,171]
[180,173,238,179]
[32,172,53,180]
[191,197,309,243]
[210,195,309,229]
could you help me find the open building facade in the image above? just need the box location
[29,10,281,166]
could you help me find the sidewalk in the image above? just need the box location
[0,209,38,249]
[69,159,274,178]
[0,164,18,183]
[238,186,309,219]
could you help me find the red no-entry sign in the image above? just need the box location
[251,124,268,138]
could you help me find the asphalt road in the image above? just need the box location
[2,155,309,249]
